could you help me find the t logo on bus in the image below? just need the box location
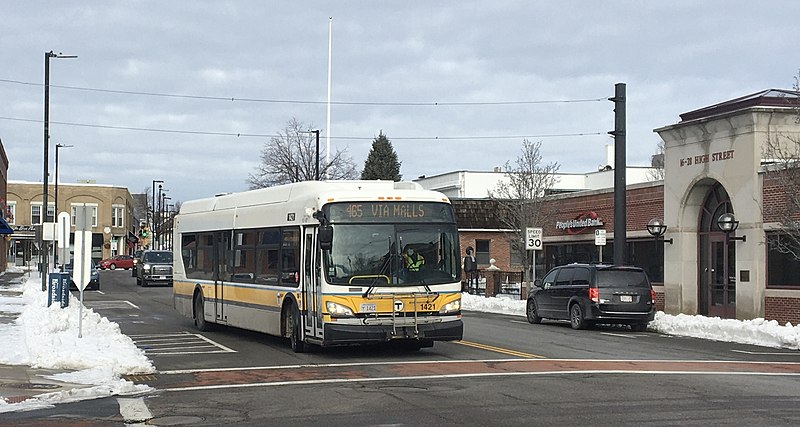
[394,300,404,312]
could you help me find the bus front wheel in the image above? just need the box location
[194,293,210,331]
[289,304,306,353]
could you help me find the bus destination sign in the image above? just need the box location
[326,202,454,223]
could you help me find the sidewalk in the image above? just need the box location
[0,268,154,413]
[0,270,97,410]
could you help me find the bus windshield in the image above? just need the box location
[322,223,460,287]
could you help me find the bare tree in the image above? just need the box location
[647,140,666,181]
[763,72,800,259]
[490,139,560,289]
[247,118,359,188]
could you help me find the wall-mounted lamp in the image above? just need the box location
[646,218,673,244]
[717,213,746,242]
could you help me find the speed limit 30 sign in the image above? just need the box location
[525,227,543,250]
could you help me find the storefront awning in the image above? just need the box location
[0,217,13,235]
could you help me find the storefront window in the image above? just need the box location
[767,233,800,288]
[543,239,663,283]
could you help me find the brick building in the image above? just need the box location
[425,89,800,325]
[7,181,138,267]
[0,140,9,271]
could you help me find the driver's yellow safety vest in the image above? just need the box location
[404,253,424,271]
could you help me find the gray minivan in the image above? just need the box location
[526,263,655,331]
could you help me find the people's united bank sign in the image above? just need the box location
[556,211,604,235]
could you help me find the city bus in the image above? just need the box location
[172,180,464,352]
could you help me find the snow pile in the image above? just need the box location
[650,312,800,350]
[2,275,154,375]
[462,292,526,316]
[462,291,800,350]
[0,272,154,412]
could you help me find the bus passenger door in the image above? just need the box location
[303,228,322,339]
[215,231,231,324]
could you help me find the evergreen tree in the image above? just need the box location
[361,131,402,181]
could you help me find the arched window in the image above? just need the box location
[699,182,733,233]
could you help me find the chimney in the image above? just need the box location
[606,144,614,169]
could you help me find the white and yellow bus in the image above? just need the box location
[173,180,463,352]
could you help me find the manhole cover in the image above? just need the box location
[3,382,62,390]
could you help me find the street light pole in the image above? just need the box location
[151,180,162,249]
[156,184,163,249]
[313,129,320,181]
[54,143,73,267]
[162,195,171,250]
[301,130,321,180]
[41,50,76,291]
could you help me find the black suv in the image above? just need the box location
[136,250,173,287]
[526,263,655,331]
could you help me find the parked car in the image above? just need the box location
[136,250,173,287]
[526,263,655,331]
[131,250,143,277]
[63,260,101,291]
[99,255,134,270]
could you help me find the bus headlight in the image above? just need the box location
[439,299,461,314]
[326,302,354,317]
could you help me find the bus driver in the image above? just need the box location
[403,247,425,276]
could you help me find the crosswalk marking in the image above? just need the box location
[130,332,236,355]
[117,397,152,423]
[83,300,140,310]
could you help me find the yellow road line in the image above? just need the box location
[456,340,546,359]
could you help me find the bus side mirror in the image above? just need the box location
[319,226,333,251]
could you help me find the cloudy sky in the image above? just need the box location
[2,1,799,202]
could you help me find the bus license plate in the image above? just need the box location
[360,303,377,313]
[620,295,633,302]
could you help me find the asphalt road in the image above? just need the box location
[4,268,799,426]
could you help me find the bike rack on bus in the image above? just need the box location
[360,291,439,337]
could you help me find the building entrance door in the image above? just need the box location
[700,233,736,318]
[697,182,736,319]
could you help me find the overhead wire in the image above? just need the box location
[0,78,607,106]
[0,116,603,140]
[0,77,609,141]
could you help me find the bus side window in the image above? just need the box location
[255,248,278,284]
[182,233,197,276]
[281,228,300,285]
[255,228,280,285]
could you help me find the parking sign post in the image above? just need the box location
[595,229,607,263]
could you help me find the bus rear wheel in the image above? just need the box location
[289,304,306,353]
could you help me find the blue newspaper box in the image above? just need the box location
[47,272,70,308]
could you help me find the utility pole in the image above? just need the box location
[41,50,76,291]
[609,83,627,265]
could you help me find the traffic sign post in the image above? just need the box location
[525,228,543,296]
[57,212,70,268]
[74,204,93,338]
[525,227,543,251]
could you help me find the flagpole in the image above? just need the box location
[326,16,332,178]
